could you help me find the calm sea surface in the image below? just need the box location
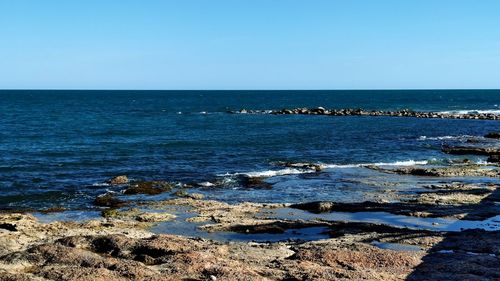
[1,90,499,210]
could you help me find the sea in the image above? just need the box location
[1,90,499,211]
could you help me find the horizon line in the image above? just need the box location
[1,88,500,91]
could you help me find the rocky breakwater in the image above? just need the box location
[231,107,500,120]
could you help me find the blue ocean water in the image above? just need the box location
[1,90,499,210]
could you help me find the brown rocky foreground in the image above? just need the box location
[1,192,499,281]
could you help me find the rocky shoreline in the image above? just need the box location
[1,133,499,280]
[230,107,500,120]
[1,191,499,281]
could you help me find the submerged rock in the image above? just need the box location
[239,176,273,189]
[485,132,500,139]
[488,154,500,163]
[93,194,127,208]
[173,191,204,200]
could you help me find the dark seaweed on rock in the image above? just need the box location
[238,176,273,189]
[124,181,174,195]
[93,194,127,208]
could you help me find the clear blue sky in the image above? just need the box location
[1,0,499,89]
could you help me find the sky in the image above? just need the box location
[0,0,499,90]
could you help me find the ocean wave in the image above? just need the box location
[196,181,216,187]
[322,160,428,169]
[437,109,500,115]
[91,183,111,187]
[220,167,315,178]
[417,135,475,141]
[220,160,428,178]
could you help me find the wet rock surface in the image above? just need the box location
[442,145,500,156]
[274,161,324,172]
[94,194,127,208]
[1,208,498,281]
[368,164,500,178]
[290,198,499,220]
[124,181,174,195]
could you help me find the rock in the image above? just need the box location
[108,175,129,185]
[93,194,126,208]
[290,200,500,220]
[124,181,173,195]
[38,207,67,214]
[173,190,189,197]
[484,132,500,139]
[187,193,204,200]
[311,107,326,114]
[100,207,175,223]
[448,158,471,164]
[101,208,120,218]
[259,107,500,120]
[135,212,175,222]
[442,145,500,156]
[487,154,500,163]
[1,199,499,281]
[393,166,499,178]
[239,176,273,189]
[275,161,323,172]
[290,201,335,213]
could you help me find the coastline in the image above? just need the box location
[1,143,499,280]
[1,189,498,280]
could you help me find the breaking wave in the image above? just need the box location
[221,160,428,178]
[437,109,500,115]
[417,135,476,141]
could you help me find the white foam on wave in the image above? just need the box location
[223,168,316,178]
[92,183,111,187]
[417,135,475,141]
[437,109,500,115]
[478,159,490,165]
[197,181,215,187]
[322,160,428,169]
[220,160,428,178]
